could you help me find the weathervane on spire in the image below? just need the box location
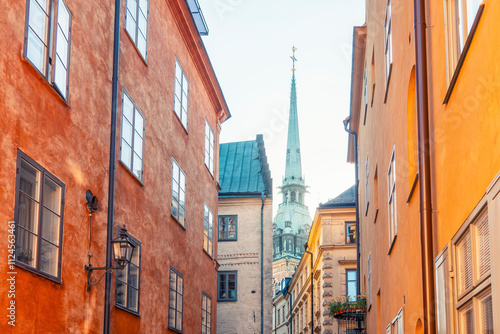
[290,46,297,71]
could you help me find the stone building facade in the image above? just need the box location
[273,187,357,334]
[217,135,273,334]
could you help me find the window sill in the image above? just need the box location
[124,29,148,67]
[15,261,62,285]
[407,173,418,203]
[115,303,141,317]
[171,213,186,230]
[218,238,238,242]
[173,110,189,134]
[217,299,237,302]
[373,208,379,224]
[443,4,485,104]
[388,235,397,255]
[168,326,183,334]
[384,65,392,104]
[203,248,213,259]
[119,160,144,186]
[22,56,71,107]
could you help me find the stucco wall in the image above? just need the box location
[0,0,225,332]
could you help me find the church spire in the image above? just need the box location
[285,47,303,182]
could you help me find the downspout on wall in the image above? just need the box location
[104,0,121,333]
[286,290,292,334]
[261,192,266,334]
[413,0,436,332]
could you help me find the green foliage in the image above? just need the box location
[327,295,367,318]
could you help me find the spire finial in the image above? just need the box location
[290,46,297,72]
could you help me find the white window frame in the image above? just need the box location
[368,252,372,308]
[387,308,404,334]
[203,203,213,257]
[120,90,145,182]
[444,0,482,83]
[388,146,397,249]
[171,158,186,227]
[23,0,72,100]
[384,0,393,93]
[174,59,189,130]
[205,120,215,175]
[366,154,370,215]
[125,0,149,60]
[452,205,493,333]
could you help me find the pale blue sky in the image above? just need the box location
[199,0,366,215]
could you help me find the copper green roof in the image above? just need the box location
[219,134,272,197]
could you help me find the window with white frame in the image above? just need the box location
[203,203,213,257]
[201,292,212,334]
[125,0,149,59]
[386,308,404,334]
[366,155,370,214]
[24,0,72,100]
[368,252,372,307]
[120,91,145,182]
[455,208,492,333]
[14,151,65,281]
[346,269,357,301]
[444,0,482,83]
[435,205,494,334]
[205,120,214,175]
[174,59,189,130]
[171,159,186,227]
[388,147,397,247]
[384,0,393,91]
[363,60,368,123]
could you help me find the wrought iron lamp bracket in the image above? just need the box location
[85,264,125,291]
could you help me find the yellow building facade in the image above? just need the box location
[273,187,357,334]
[348,0,499,333]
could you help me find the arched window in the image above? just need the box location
[291,192,296,202]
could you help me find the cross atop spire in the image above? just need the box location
[290,46,297,72]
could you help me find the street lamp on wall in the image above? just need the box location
[85,225,135,291]
[84,190,135,291]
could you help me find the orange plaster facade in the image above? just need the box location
[0,0,228,332]
[349,0,499,333]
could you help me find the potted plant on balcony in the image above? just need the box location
[328,295,367,319]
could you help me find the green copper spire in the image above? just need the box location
[284,49,303,183]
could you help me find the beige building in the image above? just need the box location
[217,135,273,333]
[273,186,358,334]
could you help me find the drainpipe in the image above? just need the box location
[343,118,360,297]
[286,290,293,334]
[343,117,361,332]
[273,302,277,334]
[104,0,121,333]
[413,0,435,333]
[304,243,313,334]
[261,192,266,333]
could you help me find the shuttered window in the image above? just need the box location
[456,230,473,295]
[475,211,490,279]
[452,206,493,334]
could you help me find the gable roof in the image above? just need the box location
[218,134,272,198]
